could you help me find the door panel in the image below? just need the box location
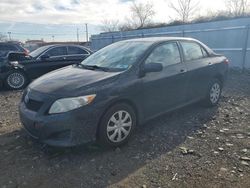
[180,41,213,101]
[185,58,213,100]
[26,47,68,79]
[142,63,188,118]
[65,46,90,64]
[141,42,189,118]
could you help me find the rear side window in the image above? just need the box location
[45,47,67,57]
[181,42,204,61]
[145,42,181,67]
[0,44,18,51]
[68,46,88,55]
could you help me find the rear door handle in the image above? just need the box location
[208,62,212,65]
[180,69,187,73]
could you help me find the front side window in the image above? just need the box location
[68,46,88,55]
[181,42,204,61]
[45,47,67,57]
[145,42,181,67]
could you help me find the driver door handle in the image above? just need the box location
[180,69,187,73]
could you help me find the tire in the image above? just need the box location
[203,78,222,107]
[97,103,136,148]
[5,71,28,90]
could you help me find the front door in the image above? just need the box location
[141,42,189,118]
[26,46,68,79]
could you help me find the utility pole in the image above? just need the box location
[85,23,88,43]
[7,32,11,41]
[77,28,79,42]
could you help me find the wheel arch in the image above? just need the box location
[5,66,29,79]
[214,73,224,87]
[4,68,30,89]
[95,98,140,139]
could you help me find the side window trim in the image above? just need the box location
[38,46,68,58]
[66,46,90,56]
[200,45,209,58]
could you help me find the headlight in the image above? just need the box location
[48,94,96,114]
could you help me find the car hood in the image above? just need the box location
[29,65,121,96]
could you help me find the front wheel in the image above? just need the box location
[203,78,222,107]
[5,71,28,90]
[97,103,136,148]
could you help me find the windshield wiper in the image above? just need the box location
[78,64,109,72]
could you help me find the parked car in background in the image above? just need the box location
[0,42,29,58]
[19,37,229,148]
[0,44,92,90]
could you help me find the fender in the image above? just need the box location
[5,63,30,81]
[12,63,25,70]
[8,61,26,72]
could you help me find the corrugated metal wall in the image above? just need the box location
[91,17,250,69]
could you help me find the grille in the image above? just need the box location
[25,99,43,112]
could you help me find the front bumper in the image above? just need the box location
[19,90,105,147]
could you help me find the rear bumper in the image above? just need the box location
[19,98,105,147]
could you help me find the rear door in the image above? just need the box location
[66,46,90,64]
[26,46,68,79]
[180,41,213,102]
[141,42,189,118]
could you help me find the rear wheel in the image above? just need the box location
[5,71,28,90]
[203,78,222,107]
[97,103,136,147]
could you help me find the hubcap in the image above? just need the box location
[7,73,25,89]
[210,83,221,104]
[107,110,132,143]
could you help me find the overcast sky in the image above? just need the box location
[0,0,226,42]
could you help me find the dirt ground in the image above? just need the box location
[0,71,250,188]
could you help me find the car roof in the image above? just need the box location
[0,42,21,45]
[39,44,91,51]
[121,37,199,43]
[41,44,88,48]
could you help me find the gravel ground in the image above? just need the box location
[0,71,250,188]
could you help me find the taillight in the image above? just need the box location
[224,59,229,65]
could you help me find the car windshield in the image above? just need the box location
[81,41,153,71]
[29,46,49,58]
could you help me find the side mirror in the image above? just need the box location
[144,63,163,73]
[40,54,50,60]
[8,52,27,61]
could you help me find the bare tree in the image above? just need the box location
[119,17,136,31]
[100,19,119,32]
[130,1,155,29]
[225,0,249,16]
[168,0,199,22]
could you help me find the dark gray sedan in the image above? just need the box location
[19,37,229,147]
